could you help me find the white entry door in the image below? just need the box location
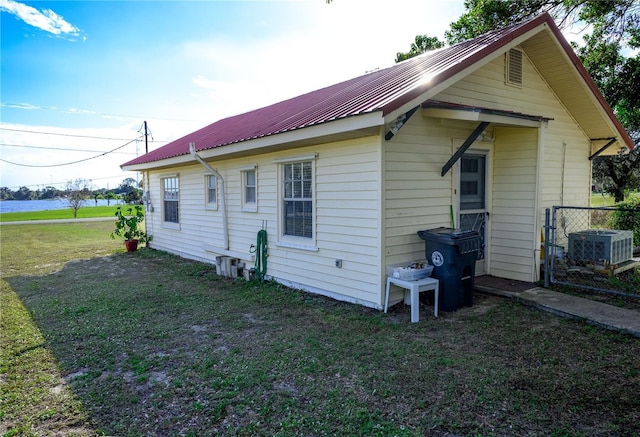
[459,153,488,275]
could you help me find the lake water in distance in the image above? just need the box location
[0,199,121,213]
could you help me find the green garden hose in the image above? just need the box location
[254,229,268,282]
[450,205,455,228]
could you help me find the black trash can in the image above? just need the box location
[417,227,480,312]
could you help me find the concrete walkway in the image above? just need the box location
[479,285,640,338]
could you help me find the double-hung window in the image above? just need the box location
[241,168,257,211]
[206,175,217,208]
[162,176,179,225]
[282,161,313,239]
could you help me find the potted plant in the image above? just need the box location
[111,205,149,252]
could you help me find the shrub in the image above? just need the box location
[591,209,613,228]
[111,205,148,243]
[609,193,640,248]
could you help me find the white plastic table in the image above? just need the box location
[384,276,439,322]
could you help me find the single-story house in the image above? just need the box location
[122,13,634,310]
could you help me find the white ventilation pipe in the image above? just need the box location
[189,142,229,250]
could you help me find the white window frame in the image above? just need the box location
[240,165,257,212]
[274,154,317,251]
[205,174,218,210]
[161,174,180,229]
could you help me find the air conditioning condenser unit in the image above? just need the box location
[568,230,633,265]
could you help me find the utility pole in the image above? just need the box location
[144,120,149,154]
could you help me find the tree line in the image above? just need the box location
[0,177,143,204]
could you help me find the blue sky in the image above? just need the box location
[1,0,471,191]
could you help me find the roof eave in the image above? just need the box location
[543,18,634,151]
[121,111,384,171]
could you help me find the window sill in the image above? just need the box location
[241,207,258,213]
[162,222,180,231]
[276,241,319,252]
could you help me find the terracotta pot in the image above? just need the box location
[124,239,139,252]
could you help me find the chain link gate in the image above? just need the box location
[544,206,640,298]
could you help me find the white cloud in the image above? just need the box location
[178,0,466,123]
[0,102,40,111]
[0,0,83,39]
[192,75,218,91]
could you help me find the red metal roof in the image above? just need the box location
[122,13,631,168]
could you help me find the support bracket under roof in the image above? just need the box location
[441,122,490,177]
[589,138,617,160]
[385,106,420,141]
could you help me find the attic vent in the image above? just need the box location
[506,49,523,86]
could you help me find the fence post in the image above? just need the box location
[544,208,550,288]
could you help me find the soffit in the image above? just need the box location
[521,29,628,155]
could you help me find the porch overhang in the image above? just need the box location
[422,100,552,128]
[425,101,552,177]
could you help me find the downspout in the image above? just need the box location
[189,142,229,250]
[144,170,153,247]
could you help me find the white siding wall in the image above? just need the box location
[383,117,481,303]
[491,127,538,281]
[384,116,472,263]
[273,138,382,306]
[144,164,226,263]
[145,136,385,308]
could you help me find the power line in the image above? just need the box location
[0,127,134,141]
[0,136,142,168]
[0,142,137,155]
[0,126,171,144]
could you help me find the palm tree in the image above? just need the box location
[105,191,116,206]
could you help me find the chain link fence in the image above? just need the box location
[544,206,640,298]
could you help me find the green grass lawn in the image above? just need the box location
[590,191,639,207]
[2,222,640,436]
[0,205,125,222]
[590,192,616,207]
